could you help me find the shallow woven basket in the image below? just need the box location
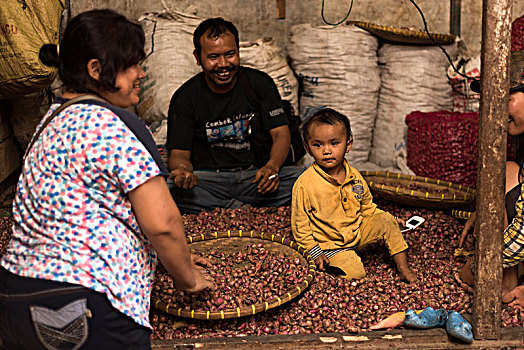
[451,210,473,220]
[347,20,456,45]
[361,171,476,210]
[151,230,316,320]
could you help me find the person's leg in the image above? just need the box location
[358,212,418,283]
[236,165,305,207]
[328,250,366,280]
[168,170,242,214]
[0,267,151,350]
[502,265,519,295]
[88,291,151,349]
[458,259,474,287]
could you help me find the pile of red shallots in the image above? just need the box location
[0,202,522,340]
[154,245,308,312]
[150,199,524,339]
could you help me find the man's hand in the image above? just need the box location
[314,254,329,271]
[502,285,524,308]
[253,165,279,194]
[170,167,198,189]
[459,211,476,248]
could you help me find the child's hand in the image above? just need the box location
[315,254,329,271]
[394,215,405,227]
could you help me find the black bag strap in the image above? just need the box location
[26,94,106,154]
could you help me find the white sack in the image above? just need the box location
[369,43,458,168]
[137,10,203,125]
[240,38,299,114]
[288,23,380,164]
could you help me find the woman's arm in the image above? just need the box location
[129,175,213,292]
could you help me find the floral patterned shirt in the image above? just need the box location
[1,100,163,328]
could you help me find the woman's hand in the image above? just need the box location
[459,211,476,248]
[185,268,215,293]
[502,285,524,308]
[191,253,213,272]
[314,254,329,271]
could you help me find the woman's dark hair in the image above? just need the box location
[39,9,145,93]
[301,108,353,143]
[193,17,239,59]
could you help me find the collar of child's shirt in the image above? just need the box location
[312,159,355,186]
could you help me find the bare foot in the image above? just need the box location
[458,260,474,286]
[392,251,418,283]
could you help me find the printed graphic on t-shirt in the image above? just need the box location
[205,112,253,149]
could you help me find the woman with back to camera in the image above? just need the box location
[0,9,214,349]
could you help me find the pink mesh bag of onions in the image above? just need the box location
[406,111,515,189]
[511,15,524,52]
[406,111,479,188]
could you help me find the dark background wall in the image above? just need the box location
[70,0,524,57]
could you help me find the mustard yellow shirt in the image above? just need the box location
[291,160,382,252]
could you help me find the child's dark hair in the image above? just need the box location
[301,108,353,143]
[38,9,145,94]
[193,17,239,59]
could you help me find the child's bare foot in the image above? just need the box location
[392,251,418,283]
[399,267,419,283]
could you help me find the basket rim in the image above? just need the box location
[151,230,316,320]
[347,20,456,45]
[361,171,476,203]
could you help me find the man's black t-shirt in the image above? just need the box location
[166,66,287,170]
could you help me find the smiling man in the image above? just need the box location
[166,17,304,214]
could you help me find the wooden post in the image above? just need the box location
[473,0,512,340]
[450,0,461,37]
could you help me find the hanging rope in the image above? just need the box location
[321,0,354,26]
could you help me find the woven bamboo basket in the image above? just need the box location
[347,20,456,45]
[361,171,476,210]
[451,210,473,220]
[152,230,316,320]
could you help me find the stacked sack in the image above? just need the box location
[447,56,480,113]
[370,43,458,169]
[240,38,299,114]
[288,23,380,165]
[137,9,203,126]
[0,0,65,99]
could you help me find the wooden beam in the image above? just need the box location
[151,328,524,349]
[473,0,512,340]
[450,0,461,37]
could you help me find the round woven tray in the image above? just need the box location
[152,230,316,320]
[361,171,476,210]
[347,20,456,45]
